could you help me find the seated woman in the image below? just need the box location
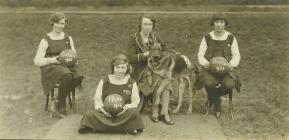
[78,54,144,135]
[197,12,241,118]
[126,14,191,125]
[33,12,83,117]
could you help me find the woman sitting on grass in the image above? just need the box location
[33,12,83,117]
[78,54,144,135]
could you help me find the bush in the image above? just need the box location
[0,0,288,7]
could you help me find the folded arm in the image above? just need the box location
[126,36,148,64]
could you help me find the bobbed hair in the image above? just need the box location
[138,13,156,32]
[110,54,132,74]
[210,12,229,26]
[50,12,68,26]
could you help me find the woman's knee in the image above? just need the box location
[126,109,139,117]
[61,73,73,83]
[83,110,99,119]
[203,71,217,88]
[74,76,83,84]
[204,79,217,88]
[222,77,235,90]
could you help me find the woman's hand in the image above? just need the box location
[99,108,111,117]
[48,56,60,64]
[116,104,130,116]
[227,64,234,71]
[143,52,150,57]
[181,55,191,69]
[203,63,210,70]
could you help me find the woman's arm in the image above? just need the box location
[197,37,210,67]
[123,82,140,109]
[229,37,241,67]
[68,36,77,53]
[126,35,147,64]
[94,79,104,110]
[33,39,59,67]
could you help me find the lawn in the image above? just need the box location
[0,12,288,139]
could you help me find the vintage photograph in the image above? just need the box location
[0,0,288,139]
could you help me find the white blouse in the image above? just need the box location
[197,31,241,67]
[33,32,76,67]
[94,74,140,110]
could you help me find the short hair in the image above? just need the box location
[210,12,229,26]
[138,13,156,32]
[110,54,132,74]
[50,12,68,26]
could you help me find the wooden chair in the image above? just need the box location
[45,83,76,117]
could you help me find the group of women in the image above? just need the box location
[33,12,241,135]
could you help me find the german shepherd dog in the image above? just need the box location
[146,42,200,114]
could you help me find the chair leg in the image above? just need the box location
[45,89,55,111]
[72,88,76,113]
[45,94,49,111]
[50,89,58,118]
[68,91,72,109]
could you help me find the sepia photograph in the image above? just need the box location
[0,0,288,139]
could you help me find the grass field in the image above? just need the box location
[0,12,288,139]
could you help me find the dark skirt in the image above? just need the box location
[79,109,144,132]
[41,64,83,95]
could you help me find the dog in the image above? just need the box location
[145,42,201,114]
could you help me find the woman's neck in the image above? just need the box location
[49,31,64,39]
[213,30,225,37]
[140,31,149,38]
[140,31,150,43]
[112,74,126,81]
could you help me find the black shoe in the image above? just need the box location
[127,130,138,135]
[159,115,174,125]
[78,127,93,134]
[137,129,144,133]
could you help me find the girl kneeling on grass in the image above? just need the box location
[79,54,144,135]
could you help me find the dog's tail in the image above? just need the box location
[192,64,204,90]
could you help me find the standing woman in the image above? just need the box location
[79,54,144,135]
[197,12,241,117]
[33,12,83,117]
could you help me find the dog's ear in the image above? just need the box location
[148,42,154,50]
[160,42,166,51]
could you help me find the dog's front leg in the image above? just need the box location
[172,78,186,114]
[147,70,153,86]
[155,79,171,105]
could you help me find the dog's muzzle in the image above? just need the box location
[152,55,160,60]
